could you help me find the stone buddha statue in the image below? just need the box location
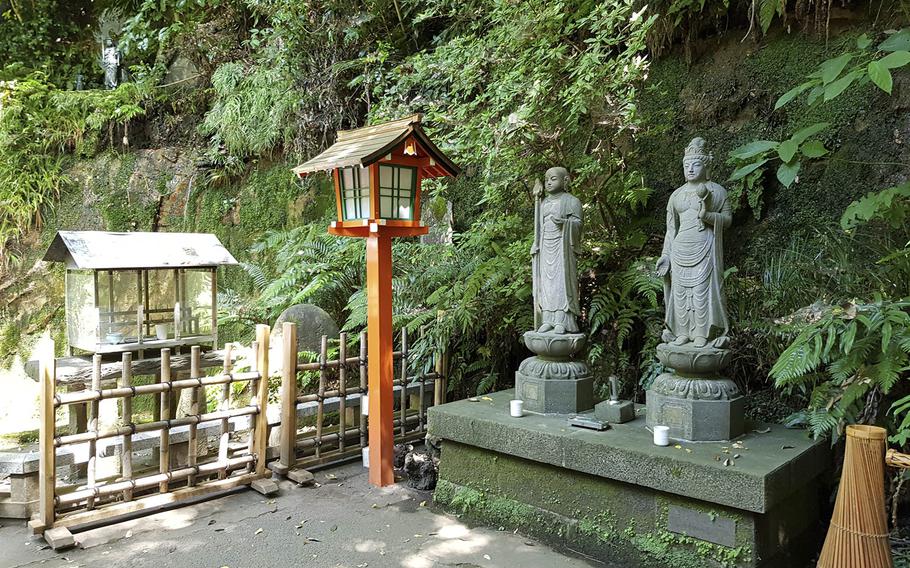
[646,137,744,442]
[656,137,731,349]
[516,166,593,414]
[532,167,582,334]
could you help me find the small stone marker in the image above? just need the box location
[251,478,280,496]
[44,526,75,550]
[666,504,736,548]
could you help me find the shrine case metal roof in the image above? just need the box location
[292,114,460,178]
[43,231,239,270]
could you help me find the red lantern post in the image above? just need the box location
[293,115,459,486]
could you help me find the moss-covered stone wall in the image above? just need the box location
[634,26,909,269]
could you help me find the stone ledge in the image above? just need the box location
[427,389,828,514]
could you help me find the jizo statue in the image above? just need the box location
[531,167,583,335]
[656,137,731,349]
[101,39,121,90]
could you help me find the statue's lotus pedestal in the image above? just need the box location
[515,331,594,414]
[646,343,745,442]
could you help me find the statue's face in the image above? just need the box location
[683,158,706,182]
[545,169,567,194]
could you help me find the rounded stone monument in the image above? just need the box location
[271,303,340,353]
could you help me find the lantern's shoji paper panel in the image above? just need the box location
[341,166,370,221]
[378,165,416,220]
[66,270,99,350]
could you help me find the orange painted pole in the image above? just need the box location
[366,231,395,486]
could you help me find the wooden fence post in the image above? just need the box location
[254,324,270,478]
[31,341,56,535]
[277,322,297,474]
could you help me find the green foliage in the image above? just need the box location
[200,55,297,160]
[0,73,151,262]
[727,29,910,214]
[770,300,910,441]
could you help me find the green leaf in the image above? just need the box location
[883,321,893,352]
[879,29,910,52]
[868,61,893,94]
[775,82,814,110]
[791,122,830,145]
[820,53,852,84]
[800,140,828,158]
[730,140,777,160]
[806,85,825,106]
[777,139,798,163]
[777,160,800,187]
[856,34,872,50]
[729,159,768,181]
[842,322,857,354]
[824,71,860,101]
[879,50,910,69]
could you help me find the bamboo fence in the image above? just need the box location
[272,322,446,475]
[29,325,273,544]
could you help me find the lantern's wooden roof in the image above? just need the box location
[43,231,238,270]
[292,114,460,178]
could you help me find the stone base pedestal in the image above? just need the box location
[515,372,594,414]
[515,331,593,414]
[646,387,745,442]
[428,389,830,568]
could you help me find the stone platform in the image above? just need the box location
[427,389,830,568]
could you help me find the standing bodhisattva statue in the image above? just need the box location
[656,137,731,349]
[532,167,583,334]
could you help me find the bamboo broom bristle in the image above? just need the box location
[817,424,893,568]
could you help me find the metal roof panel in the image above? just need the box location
[43,231,239,269]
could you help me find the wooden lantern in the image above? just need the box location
[293,115,459,486]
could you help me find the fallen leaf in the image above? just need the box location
[325,474,337,480]
[781,445,795,450]
[484,554,492,560]
[753,427,771,434]
[674,444,682,449]
[419,500,427,507]
[255,528,263,535]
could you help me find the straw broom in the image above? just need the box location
[818,424,893,568]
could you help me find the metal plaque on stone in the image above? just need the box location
[666,504,736,548]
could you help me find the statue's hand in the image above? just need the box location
[697,199,707,221]
[553,217,566,226]
[656,256,670,277]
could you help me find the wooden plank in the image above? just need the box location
[279,323,298,471]
[338,332,347,453]
[37,341,56,533]
[51,473,259,531]
[188,346,200,487]
[400,328,407,437]
[218,343,232,480]
[159,349,171,493]
[315,335,327,459]
[87,355,101,509]
[359,332,367,450]
[119,352,133,502]
[254,325,270,477]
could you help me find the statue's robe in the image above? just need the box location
[533,191,583,332]
[661,181,731,341]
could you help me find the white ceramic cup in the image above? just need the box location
[653,425,670,446]
[510,399,524,417]
[155,323,169,340]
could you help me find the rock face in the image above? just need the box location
[271,303,340,353]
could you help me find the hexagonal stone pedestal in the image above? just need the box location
[515,331,594,414]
